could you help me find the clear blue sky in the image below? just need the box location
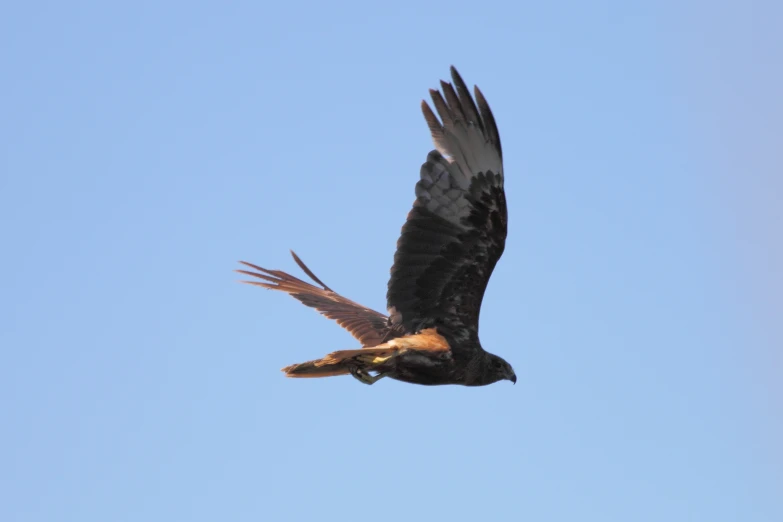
[2,1,781,521]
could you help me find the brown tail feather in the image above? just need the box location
[282,347,401,379]
[281,360,353,378]
[319,346,400,366]
[280,329,452,380]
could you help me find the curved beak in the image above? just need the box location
[509,373,517,385]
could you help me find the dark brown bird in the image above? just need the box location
[237,67,515,386]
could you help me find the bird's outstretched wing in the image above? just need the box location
[238,251,396,347]
[387,67,506,340]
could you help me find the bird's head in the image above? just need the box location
[483,352,517,385]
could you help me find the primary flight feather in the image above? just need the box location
[237,66,515,386]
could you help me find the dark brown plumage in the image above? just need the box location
[238,67,515,386]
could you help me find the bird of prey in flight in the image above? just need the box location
[238,67,515,386]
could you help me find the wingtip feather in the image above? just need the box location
[289,250,332,291]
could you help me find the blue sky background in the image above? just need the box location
[2,1,781,521]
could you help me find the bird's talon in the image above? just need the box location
[350,367,374,385]
[349,367,388,385]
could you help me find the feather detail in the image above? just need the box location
[237,252,397,347]
[387,67,506,342]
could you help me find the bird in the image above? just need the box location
[237,66,515,386]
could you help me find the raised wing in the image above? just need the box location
[238,251,396,347]
[386,67,506,337]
